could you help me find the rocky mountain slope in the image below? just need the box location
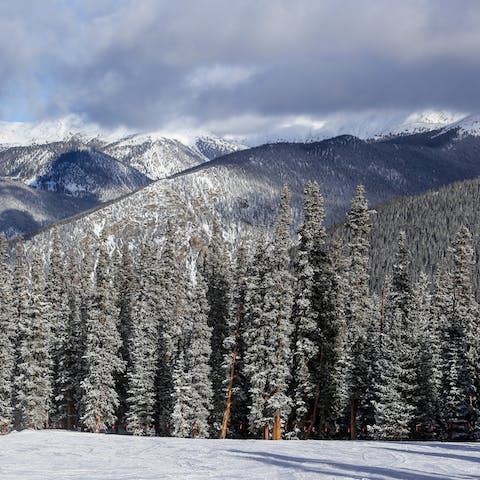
[0,178,99,237]
[3,113,480,240]
[173,128,480,225]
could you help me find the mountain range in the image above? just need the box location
[2,110,480,241]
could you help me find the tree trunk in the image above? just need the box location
[307,389,320,439]
[95,415,101,433]
[221,349,238,439]
[350,398,357,440]
[67,398,72,430]
[272,386,282,440]
[273,408,282,440]
[263,424,270,440]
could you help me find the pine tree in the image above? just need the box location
[244,186,294,439]
[126,244,159,436]
[172,269,213,438]
[372,232,416,439]
[243,233,271,437]
[221,239,250,438]
[0,234,15,432]
[343,185,372,439]
[15,246,53,429]
[438,227,478,439]
[62,248,85,430]
[81,235,125,432]
[290,182,321,430]
[157,222,182,435]
[115,242,136,427]
[203,216,232,432]
[45,228,71,427]
[410,272,440,438]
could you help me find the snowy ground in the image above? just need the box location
[1,430,480,480]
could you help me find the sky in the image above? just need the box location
[1,0,479,138]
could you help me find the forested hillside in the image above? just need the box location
[332,177,480,292]
[1,182,478,441]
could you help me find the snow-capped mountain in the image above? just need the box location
[0,115,130,147]
[194,136,248,160]
[435,114,480,138]
[103,135,206,180]
[0,178,99,238]
[0,110,474,150]
[25,127,480,250]
[3,110,480,238]
[227,110,468,145]
[378,110,467,137]
[0,143,151,200]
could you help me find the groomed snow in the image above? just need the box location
[1,430,479,479]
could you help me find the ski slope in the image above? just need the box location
[1,430,479,479]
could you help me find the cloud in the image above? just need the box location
[185,65,259,91]
[0,0,479,134]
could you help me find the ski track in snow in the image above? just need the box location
[1,431,480,479]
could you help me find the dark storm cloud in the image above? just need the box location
[1,0,480,130]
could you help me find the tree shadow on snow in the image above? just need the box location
[379,444,480,466]
[228,450,471,480]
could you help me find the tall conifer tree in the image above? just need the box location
[0,234,15,432]
[81,235,124,432]
[344,185,372,439]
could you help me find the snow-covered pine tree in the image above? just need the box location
[438,227,478,439]
[221,238,250,438]
[157,221,182,436]
[172,269,213,438]
[372,232,416,439]
[0,234,15,432]
[15,247,53,429]
[62,248,85,430]
[203,216,232,432]
[371,309,413,440]
[45,227,71,427]
[374,231,418,439]
[343,185,372,439]
[74,239,95,423]
[115,242,136,428]
[126,244,159,436]
[243,232,270,438]
[410,272,440,438]
[81,235,125,432]
[171,350,191,438]
[389,231,413,322]
[308,183,345,437]
[290,182,321,431]
[244,186,294,440]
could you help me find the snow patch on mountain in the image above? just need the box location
[0,115,130,147]
[435,114,480,138]
[0,110,472,149]
[104,135,206,180]
[194,135,248,160]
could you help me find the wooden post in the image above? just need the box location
[350,398,357,440]
[221,349,238,439]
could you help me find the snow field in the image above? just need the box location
[1,430,480,480]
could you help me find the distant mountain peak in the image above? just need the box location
[435,114,480,138]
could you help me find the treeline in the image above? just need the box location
[0,182,479,440]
